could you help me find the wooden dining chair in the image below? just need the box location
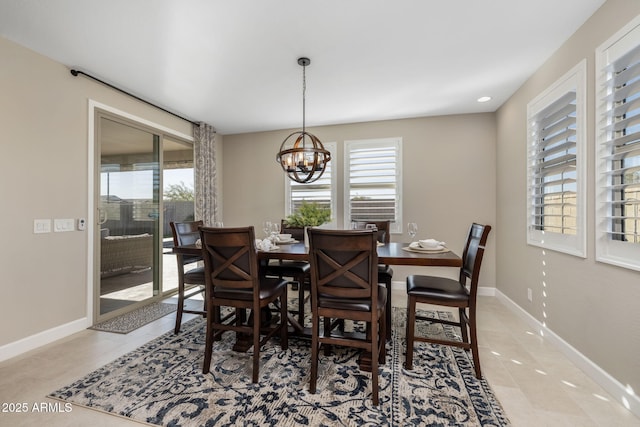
[199,226,288,383]
[264,219,311,325]
[405,223,491,379]
[170,221,206,334]
[307,228,387,406]
[352,220,394,340]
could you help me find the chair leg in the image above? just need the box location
[310,313,319,394]
[405,295,417,370]
[383,276,392,341]
[252,306,261,383]
[202,305,214,374]
[379,307,387,364]
[469,307,481,379]
[323,317,331,356]
[280,293,288,350]
[297,274,306,325]
[370,317,379,406]
[213,305,222,341]
[174,279,185,334]
[459,307,469,343]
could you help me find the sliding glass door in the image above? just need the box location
[97,117,161,320]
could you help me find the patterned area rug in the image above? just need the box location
[90,302,177,334]
[52,308,510,426]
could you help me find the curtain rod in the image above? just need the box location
[70,69,199,126]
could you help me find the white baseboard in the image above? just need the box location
[495,290,640,419]
[0,317,90,363]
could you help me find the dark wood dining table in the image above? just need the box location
[259,241,462,267]
[173,240,462,370]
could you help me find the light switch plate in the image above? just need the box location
[54,218,75,232]
[34,219,51,233]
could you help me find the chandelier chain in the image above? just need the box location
[302,63,306,134]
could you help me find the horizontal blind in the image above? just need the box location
[347,141,399,224]
[529,91,578,234]
[601,42,640,243]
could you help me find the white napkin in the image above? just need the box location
[418,238,445,249]
[195,239,202,248]
[256,239,273,251]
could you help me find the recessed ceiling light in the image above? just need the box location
[477,96,492,103]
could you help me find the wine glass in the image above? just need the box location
[407,222,418,242]
[262,220,272,238]
[270,221,281,241]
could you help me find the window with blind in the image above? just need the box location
[596,16,640,271]
[526,60,586,257]
[344,138,402,233]
[285,141,336,227]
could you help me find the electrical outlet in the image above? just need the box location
[527,288,533,302]
[77,218,86,231]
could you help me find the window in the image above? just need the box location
[344,138,402,233]
[526,60,586,257]
[596,16,640,271]
[285,141,336,227]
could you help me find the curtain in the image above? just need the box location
[194,122,219,225]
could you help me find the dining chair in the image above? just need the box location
[199,226,288,383]
[264,219,311,325]
[307,228,387,406]
[352,220,394,340]
[404,223,491,379]
[170,221,206,334]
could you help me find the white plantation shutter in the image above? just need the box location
[596,17,640,271]
[526,60,586,257]
[529,91,578,234]
[601,44,640,242]
[286,142,336,225]
[345,138,402,233]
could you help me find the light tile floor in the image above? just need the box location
[0,290,638,426]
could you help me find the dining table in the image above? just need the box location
[173,239,462,371]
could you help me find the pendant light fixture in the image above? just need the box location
[276,57,331,183]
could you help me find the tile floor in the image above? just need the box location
[0,289,638,426]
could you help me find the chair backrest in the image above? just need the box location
[170,220,203,246]
[199,226,259,292]
[170,220,203,264]
[308,228,378,301]
[351,220,391,244]
[281,219,305,241]
[460,223,491,296]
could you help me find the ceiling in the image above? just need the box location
[0,0,605,135]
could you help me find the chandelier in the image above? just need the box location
[276,57,331,184]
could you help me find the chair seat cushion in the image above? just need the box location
[183,255,203,265]
[406,275,469,303]
[184,266,206,284]
[265,261,311,277]
[378,264,393,279]
[319,285,387,312]
[214,277,287,301]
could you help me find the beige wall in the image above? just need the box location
[496,0,640,396]
[222,114,497,285]
[0,37,193,349]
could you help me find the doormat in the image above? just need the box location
[90,302,177,334]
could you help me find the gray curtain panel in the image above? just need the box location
[194,122,219,225]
